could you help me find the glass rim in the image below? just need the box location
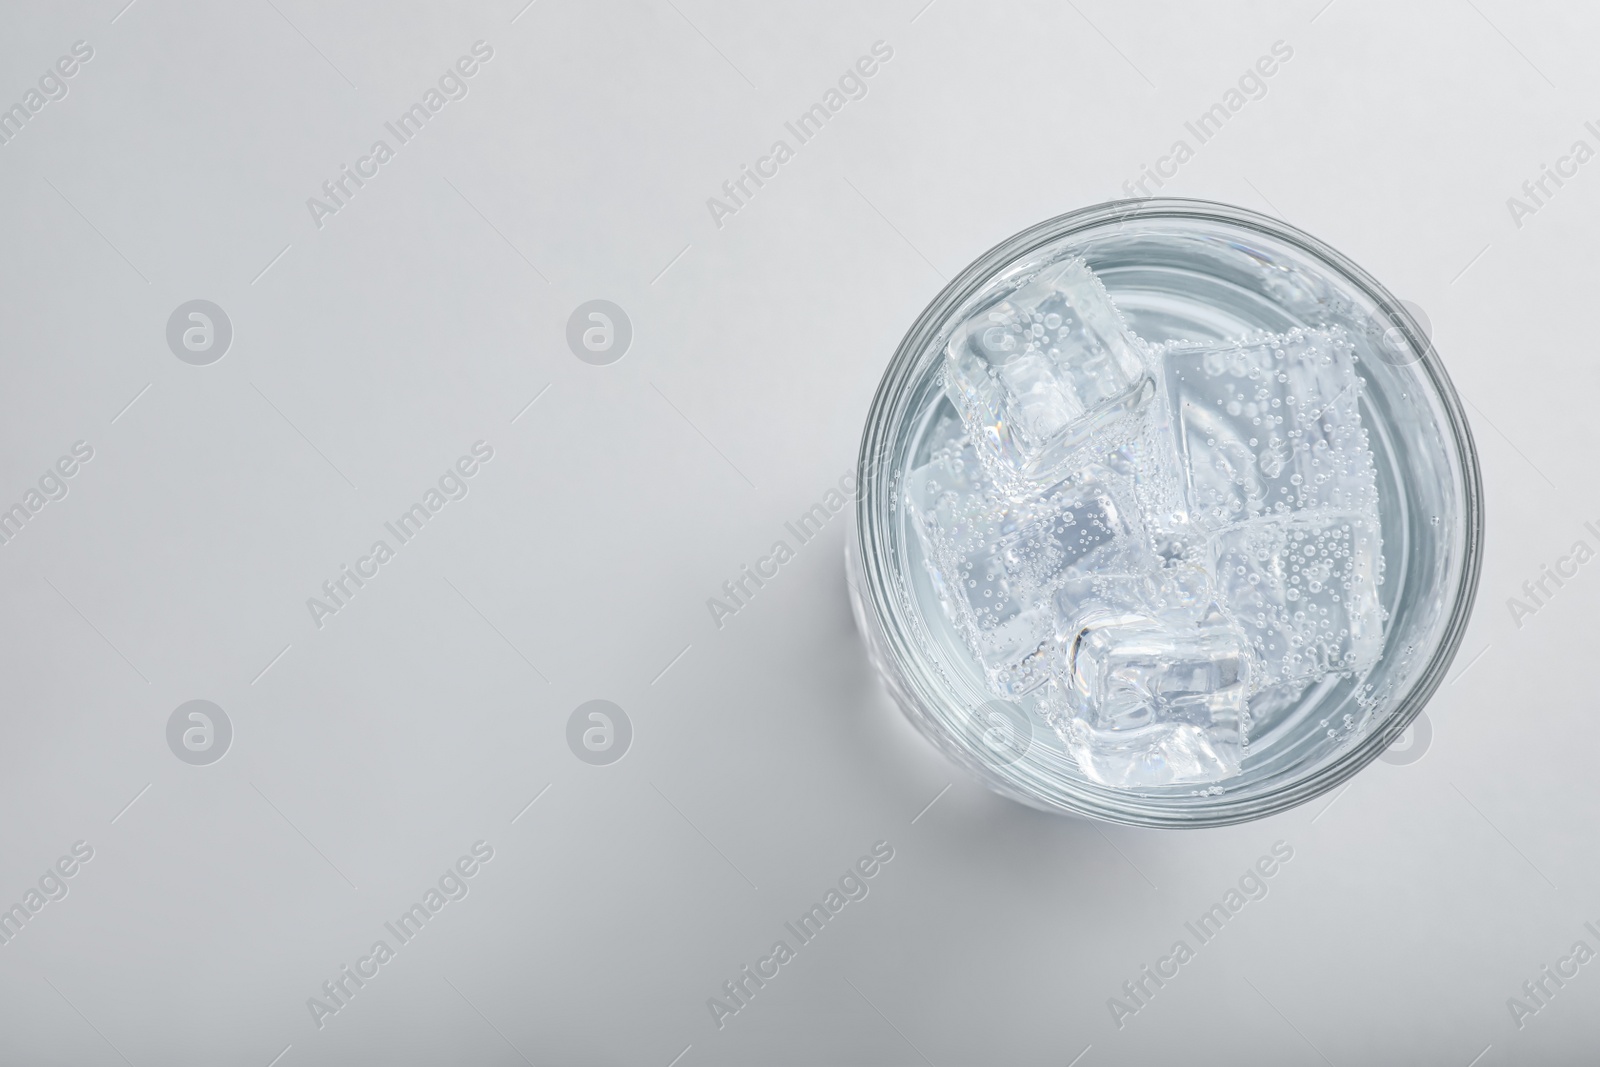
[853,196,1485,827]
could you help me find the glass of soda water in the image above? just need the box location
[848,198,1483,827]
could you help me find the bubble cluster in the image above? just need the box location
[909,261,1387,790]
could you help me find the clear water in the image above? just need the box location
[852,201,1480,825]
[908,258,1388,789]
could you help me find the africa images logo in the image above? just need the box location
[706,841,895,1030]
[305,41,495,230]
[306,841,495,1029]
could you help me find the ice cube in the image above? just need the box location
[944,258,1152,491]
[1048,562,1210,657]
[1101,405,1195,562]
[906,422,1052,696]
[1047,604,1253,788]
[998,465,1146,597]
[1056,717,1238,790]
[906,418,1149,698]
[1051,571,1147,640]
[1158,327,1376,531]
[1211,511,1385,689]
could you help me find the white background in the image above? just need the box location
[0,1,1593,1064]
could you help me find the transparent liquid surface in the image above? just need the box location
[857,204,1477,822]
[912,258,1389,789]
